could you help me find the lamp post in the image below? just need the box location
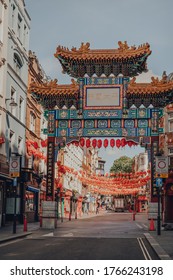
[10,153,22,234]
[12,178,17,234]
[157,183,161,235]
[156,174,163,236]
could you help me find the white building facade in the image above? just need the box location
[0,0,8,227]
[0,0,30,226]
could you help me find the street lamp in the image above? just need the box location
[5,98,18,107]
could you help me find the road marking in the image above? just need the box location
[137,237,152,260]
[0,239,23,247]
[136,223,143,229]
[142,223,148,229]
[42,232,54,237]
[62,233,74,237]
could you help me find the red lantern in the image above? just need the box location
[57,161,61,166]
[97,139,102,149]
[103,139,109,149]
[80,138,85,147]
[116,139,121,148]
[92,139,97,148]
[41,140,47,147]
[33,142,39,149]
[110,139,115,148]
[72,140,79,147]
[121,138,126,147]
[127,141,133,147]
[86,139,91,148]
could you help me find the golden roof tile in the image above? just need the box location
[29,79,79,96]
[127,76,173,95]
[54,41,151,61]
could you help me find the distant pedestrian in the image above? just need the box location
[96,202,100,214]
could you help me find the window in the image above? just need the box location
[168,113,173,132]
[170,157,173,169]
[23,24,27,46]
[13,53,23,75]
[9,130,15,155]
[0,4,4,43]
[169,148,173,154]
[30,112,36,133]
[169,120,173,132]
[18,137,22,154]
[10,87,16,115]
[140,157,145,166]
[17,14,22,39]
[12,4,15,29]
[19,96,24,121]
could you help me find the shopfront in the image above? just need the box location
[0,182,3,227]
[137,195,148,213]
[0,175,14,226]
[25,186,39,222]
[164,180,173,223]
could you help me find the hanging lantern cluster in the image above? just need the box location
[79,138,138,149]
[26,140,46,160]
[41,139,48,147]
[57,162,151,196]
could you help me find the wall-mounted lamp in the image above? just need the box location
[5,98,18,107]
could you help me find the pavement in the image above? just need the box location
[0,211,173,260]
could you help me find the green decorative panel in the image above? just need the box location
[137,108,149,118]
[111,120,121,128]
[124,120,135,128]
[83,110,122,119]
[59,121,68,128]
[138,120,148,128]
[85,120,94,128]
[71,120,81,128]
[83,128,122,137]
[128,109,137,119]
[98,120,108,128]
[43,110,49,119]
[42,128,48,135]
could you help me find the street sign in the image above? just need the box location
[156,173,168,178]
[156,177,163,188]
[10,156,20,177]
[155,156,168,176]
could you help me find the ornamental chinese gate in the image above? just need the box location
[29,41,173,221]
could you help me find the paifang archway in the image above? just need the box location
[29,41,173,204]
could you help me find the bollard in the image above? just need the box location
[133,211,136,221]
[149,219,155,231]
[40,214,42,228]
[69,212,71,221]
[23,215,27,232]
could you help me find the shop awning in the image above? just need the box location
[0,173,13,182]
[26,186,40,193]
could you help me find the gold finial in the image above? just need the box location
[151,77,159,85]
[71,78,78,86]
[129,77,136,85]
[79,42,90,52]
[118,41,129,50]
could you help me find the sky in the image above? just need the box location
[24,0,173,171]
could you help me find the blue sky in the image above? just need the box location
[25,0,172,171]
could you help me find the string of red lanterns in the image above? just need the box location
[56,162,150,196]
[79,138,138,149]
